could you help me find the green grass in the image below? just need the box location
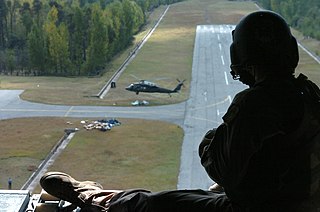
[292,28,320,57]
[46,119,183,192]
[0,118,183,193]
[0,118,71,190]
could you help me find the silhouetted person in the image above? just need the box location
[8,177,12,190]
[40,11,320,212]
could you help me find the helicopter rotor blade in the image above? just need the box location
[177,79,186,87]
[130,74,140,80]
[154,77,170,81]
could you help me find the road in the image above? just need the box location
[0,25,247,190]
[0,90,186,127]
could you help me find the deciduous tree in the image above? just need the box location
[0,0,8,48]
[45,6,70,75]
[85,4,108,75]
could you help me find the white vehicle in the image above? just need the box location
[131,100,149,106]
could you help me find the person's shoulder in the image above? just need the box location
[232,87,261,105]
[222,88,255,124]
[223,86,271,124]
[233,88,252,102]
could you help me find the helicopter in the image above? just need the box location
[125,79,185,96]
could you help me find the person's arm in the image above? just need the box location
[200,102,284,192]
[200,123,230,187]
[199,90,258,187]
[198,129,216,158]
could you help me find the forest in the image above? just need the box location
[255,0,320,41]
[0,0,182,76]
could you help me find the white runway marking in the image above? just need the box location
[64,106,74,117]
[224,71,229,85]
[203,91,207,102]
[221,55,225,65]
[228,95,232,104]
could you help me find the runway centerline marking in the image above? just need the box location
[221,55,225,65]
[224,71,229,85]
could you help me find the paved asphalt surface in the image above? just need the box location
[0,25,247,190]
[177,25,246,189]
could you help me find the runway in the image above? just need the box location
[177,25,247,189]
[0,25,247,190]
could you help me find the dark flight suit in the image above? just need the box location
[200,75,320,211]
[88,75,320,212]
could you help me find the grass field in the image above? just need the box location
[0,117,183,193]
[0,118,71,190]
[1,0,320,194]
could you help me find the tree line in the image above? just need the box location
[255,0,320,41]
[0,0,182,76]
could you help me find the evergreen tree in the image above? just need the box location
[6,49,15,75]
[0,0,8,48]
[28,23,46,75]
[107,1,124,53]
[256,0,320,40]
[20,2,33,37]
[7,0,19,35]
[32,0,42,25]
[122,0,135,45]
[132,1,145,33]
[85,5,108,75]
[72,6,85,75]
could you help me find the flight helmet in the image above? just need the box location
[230,10,299,85]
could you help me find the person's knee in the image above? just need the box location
[109,191,150,212]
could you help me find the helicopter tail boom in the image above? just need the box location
[172,79,185,93]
